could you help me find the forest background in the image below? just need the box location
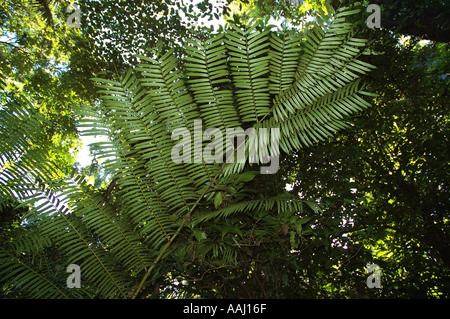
[0,0,448,299]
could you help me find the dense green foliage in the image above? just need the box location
[0,0,448,299]
[281,32,449,298]
[1,4,378,298]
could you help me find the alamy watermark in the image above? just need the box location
[66,264,81,288]
[366,4,381,29]
[171,120,280,174]
[366,263,381,289]
[66,3,81,28]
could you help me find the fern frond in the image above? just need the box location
[226,23,271,122]
[0,248,73,299]
[20,182,131,298]
[192,196,305,225]
[0,101,58,201]
[271,10,373,124]
[260,80,372,151]
[6,227,52,256]
[269,31,302,95]
[60,175,154,274]
[185,34,241,131]
[260,8,374,152]
[135,44,200,132]
[91,73,199,217]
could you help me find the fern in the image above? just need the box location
[0,99,56,201]
[269,31,302,95]
[226,22,271,122]
[185,34,241,131]
[0,6,376,299]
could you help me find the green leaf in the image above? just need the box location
[236,171,259,183]
[296,216,312,225]
[214,192,223,209]
[289,231,297,249]
[193,229,207,242]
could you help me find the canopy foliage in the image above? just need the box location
[1,4,380,298]
[1,0,448,299]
